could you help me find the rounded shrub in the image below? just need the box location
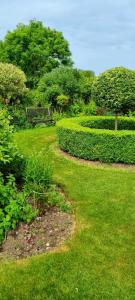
[92,67,135,130]
[56,116,135,164]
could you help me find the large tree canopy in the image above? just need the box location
[0,20,72,88]
[92,67,135,129]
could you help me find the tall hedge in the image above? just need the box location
[56,116,135,164]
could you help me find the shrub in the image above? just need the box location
[56,116,135,164]
[0,174,36,243]
[9,107,31,130]
[0,109,25,181]
[56,94,69,112]
[92,67,135,130]
[83,100,97,115]
[0,62,27,105]
[38,67,95,111]
[69,101,84,116]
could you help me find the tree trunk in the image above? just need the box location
[115,114,118,130]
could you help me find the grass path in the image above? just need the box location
[0,127,135,300]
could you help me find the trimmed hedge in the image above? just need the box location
[56,116,135,164]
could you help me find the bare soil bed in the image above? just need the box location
[0,206,73,260]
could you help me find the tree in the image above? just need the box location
[0,20,73,88]
[92,67,135,130]
[0,62,27,106]
[79,70,95,103]
[42,85,62,109]
[38,67,95,110]
[38,67,80,102]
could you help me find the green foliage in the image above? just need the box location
[92,67,135,114]
[56,94,69,111]
[24,151,53,202]
[23,151,70,211]
[56,94,69,110]
[0,20,72,88]
[79,70,95,103]
[83,100,97,115]
[41,85,62,108]
[0,62,27,105]
[82,117,135,130]
[0,174,36,243]
[26,89,44,107]
[47,185,71,212]
[69,101,83,116]
[38,67,80,106]
[9,106,31,130]
[38,67,95,110]
[57,116,135,164]
[0,109,25,181]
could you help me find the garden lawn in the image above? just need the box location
[0,127,135,300]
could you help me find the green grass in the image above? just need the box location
[0,127,135,300]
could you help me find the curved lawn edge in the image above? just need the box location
[51,143,135,172]
[56,116,135,164]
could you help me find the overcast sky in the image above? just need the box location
[0,0,135,74]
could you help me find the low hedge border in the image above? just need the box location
[56,116,135,164]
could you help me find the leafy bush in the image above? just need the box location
[0,174,36,243]
[92,67,135,129]
[38,67,95,110]
[0,109,25,181]
[0,62,27,105]
[69,102,84,116]
[9,107,31,130]
[83,100,97,115]
[56,94,69,112]
[57,116,135,164]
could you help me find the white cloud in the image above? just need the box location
[0,0,135,73]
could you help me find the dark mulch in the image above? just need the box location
[0,207,73,260]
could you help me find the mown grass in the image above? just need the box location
[0,127,135,300]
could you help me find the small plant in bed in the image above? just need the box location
[0,174,36,244]
[24,151,71,213]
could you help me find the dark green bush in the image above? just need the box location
[9,107,31,130]
[82,117,135,130]
[0,109,26,181]
[0,174,36,243]
[56,116,135,164]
